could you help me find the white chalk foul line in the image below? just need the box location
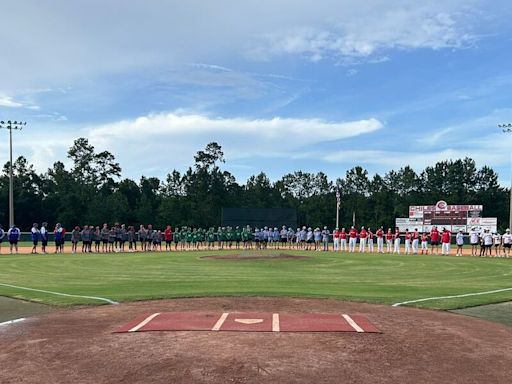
[0,318,26,327]
[392,287,512,307]
[212,312,229,331]
[128,313,161,332]
[0,283,119,305]
[342,314,364,333]
[272,313,280,332]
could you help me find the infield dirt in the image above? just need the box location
[1,297,511,384]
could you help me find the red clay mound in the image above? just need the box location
[1,297,512,384]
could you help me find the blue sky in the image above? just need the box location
[1,0,512,185]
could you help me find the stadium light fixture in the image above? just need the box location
[0,120,26,227]
[499,123,512,133]
[500,124,512,230]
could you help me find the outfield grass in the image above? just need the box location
[0,250,511,310]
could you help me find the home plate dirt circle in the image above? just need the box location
[1,297,512,384]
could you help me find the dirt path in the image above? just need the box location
[0,245,508,257]
[0,296,55,323]
[1,297,511,384]
[452,301,512,326]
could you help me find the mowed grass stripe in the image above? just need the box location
[0,250,511,309]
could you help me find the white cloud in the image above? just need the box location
[190,63,233,72]
[248,3,476,62]
[86,113,383,169]
[88,112,381,146]
[0,1,483,89]
[0,111,382,179]
[417,127,454,146]
[0,94,23,108]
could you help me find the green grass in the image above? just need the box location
[0,250,511,310]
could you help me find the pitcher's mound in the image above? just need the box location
[201,253,310,260]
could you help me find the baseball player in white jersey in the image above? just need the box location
[468,227,479,256]
[367,228,374,253]
[393,228,401,254]
[411,229,419,254]
[502,229,511,257]
[493,232,502,257]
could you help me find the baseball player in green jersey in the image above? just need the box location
[234,226,242,250]
[241,227,250,249]
[185,228,193,250]
[226,227,234,249]
[179,227,187,250]
[207,228,216,250]
[216,227,223,250]
[173,228,180,251]
[191,228,198,250]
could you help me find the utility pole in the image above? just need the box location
[499,123,512,230]
[0,120,26,227]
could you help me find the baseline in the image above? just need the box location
[0,318,26,327]
[392,287,512,307]
[0,283,119,305]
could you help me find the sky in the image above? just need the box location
[1,0,512,185]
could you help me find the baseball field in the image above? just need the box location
[0,250,511,309]
[1,249,512,383]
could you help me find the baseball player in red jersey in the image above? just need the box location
[359,226,367,252]
[340,228,347,252]
[421,232,429,254]
[393,227,401,254]
[412,228,419,254]
[348,226,357,253]
[367,228,374,253]
[385,228,393,253]
[376,226,384,253]
[441,227,451,255]
[164,225,173,251]
[404,229,411,254]
[333,228,340,251]
[430,226,440,255]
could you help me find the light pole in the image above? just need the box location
[0,120,26,227]
[499,123,512,230]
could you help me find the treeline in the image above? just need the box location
[0,139,508,231]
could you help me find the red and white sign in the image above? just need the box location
[436,200,448,210]
[409,206,424,219]
[410,203,483,213]
[481,218,498,226]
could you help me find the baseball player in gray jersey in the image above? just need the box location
[146,225,154,251]
[101,223,110,253]
[118,224,127,252]
[138,225,147,251]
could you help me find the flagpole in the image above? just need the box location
[335,189,340,229]
[352,211,356,227]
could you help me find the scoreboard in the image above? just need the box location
[409,201,482,227]
[396,200,497,232]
